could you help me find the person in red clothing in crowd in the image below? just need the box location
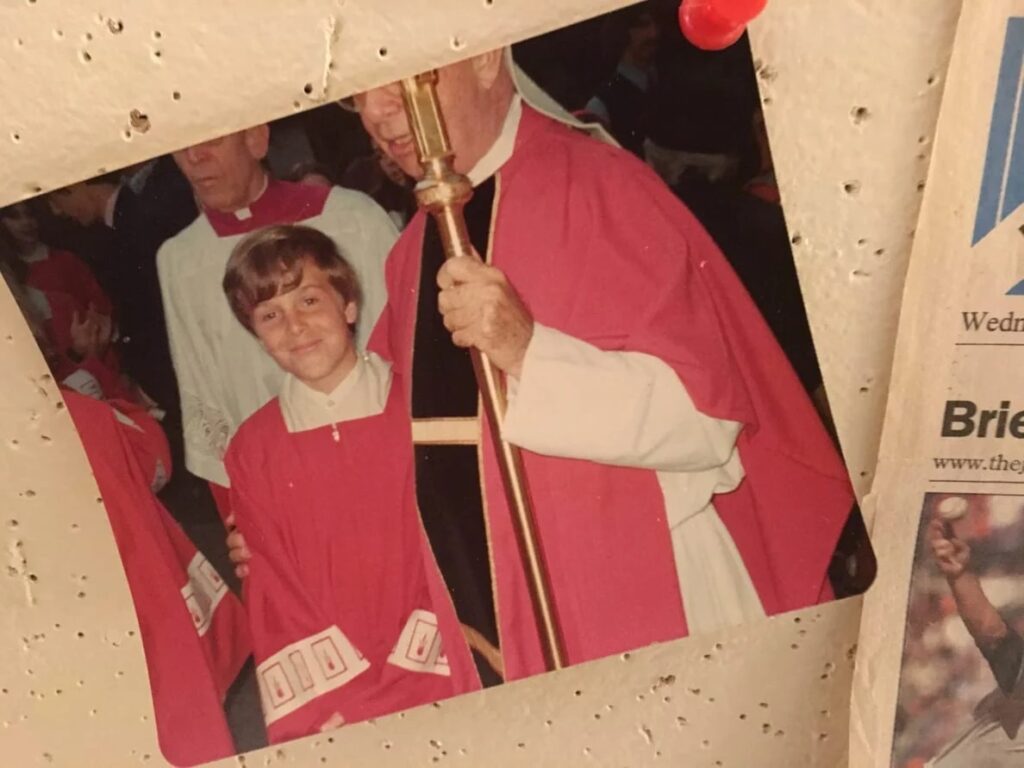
[0,242,128,403]
[0,200,112,322]
[46,160,200,483]
[63,389,250,765]
[0,200,122,390]
[5,230,251,760]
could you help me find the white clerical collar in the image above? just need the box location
[279,351,392,434]
[467,95,523,187]
[19,243,48,264]
[233,174,270,221]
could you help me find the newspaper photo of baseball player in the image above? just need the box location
[892,493,1024,767]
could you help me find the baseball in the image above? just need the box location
[936,496,969,521]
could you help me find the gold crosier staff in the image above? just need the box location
[399,71,566,672]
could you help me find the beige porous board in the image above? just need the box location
[0,1,964,766]
[852,3,1024,767]
[748,0,962,500]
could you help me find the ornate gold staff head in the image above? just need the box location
[399,72,474,262]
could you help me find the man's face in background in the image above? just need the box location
[173,127,270,212]
[626,12,660,67]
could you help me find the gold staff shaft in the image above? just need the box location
[399,72,566,672]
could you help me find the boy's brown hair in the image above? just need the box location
[223,224,362,333]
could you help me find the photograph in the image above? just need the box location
[893,493,1024,768]
[0,2,872,763]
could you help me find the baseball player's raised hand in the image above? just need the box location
[927,517,970,579]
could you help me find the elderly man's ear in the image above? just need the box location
[242,124,271,161]
[471,49,507,90]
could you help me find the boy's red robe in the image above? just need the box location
[225,382,480,744]
[370,105,854,680]
[65,391,250,766]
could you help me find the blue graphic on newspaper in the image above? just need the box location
[973,19,1024,294]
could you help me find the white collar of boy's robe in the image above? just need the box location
[466,94,522,187]
[278,351,392,434]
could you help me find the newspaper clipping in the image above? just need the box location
[853,3,1024,767]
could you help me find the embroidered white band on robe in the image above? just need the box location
[386,609,451,676]
[255,625,371,726]
[180,552,229,637]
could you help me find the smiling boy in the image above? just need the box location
[221,225,479,743]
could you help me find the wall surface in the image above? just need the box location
[0,0,965,765]
[0,0,633,205]
[850,3,1024,765]
[749,0,963,501]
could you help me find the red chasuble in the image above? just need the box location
[64,391,249,766]
[369,105,854,680]
[225,382,480,744]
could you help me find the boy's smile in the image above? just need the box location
[252,260,359,394]
[291,339,323,355]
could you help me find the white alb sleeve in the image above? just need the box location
[502,323,742,473]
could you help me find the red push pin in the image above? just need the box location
[678,0,768,51]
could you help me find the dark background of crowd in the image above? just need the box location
[0,0,875,752]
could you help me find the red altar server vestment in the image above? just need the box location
[369,101,854,680]
[224,354,480,744]
[65,390,250,766]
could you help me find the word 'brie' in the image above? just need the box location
[942,400,1024,438]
